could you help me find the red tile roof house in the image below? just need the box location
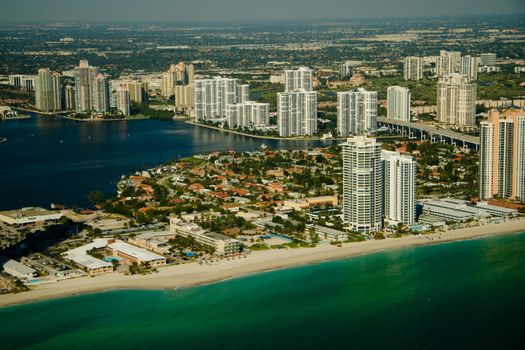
[208,191,232,200]
[189,183,205,192]
[230,188,250,196]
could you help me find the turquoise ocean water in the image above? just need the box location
[1,232,525,349]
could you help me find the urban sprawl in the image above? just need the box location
[0,19,524,294]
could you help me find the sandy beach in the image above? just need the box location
[1,219,524,307]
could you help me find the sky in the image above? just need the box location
[0,0,524,22]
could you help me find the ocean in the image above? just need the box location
[1,232,524,349]
[0,115,328,210]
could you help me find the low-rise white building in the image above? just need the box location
[170,217,241,256]
[0,207,63,226]
[1,258,37,280]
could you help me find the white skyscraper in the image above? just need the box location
[437,74,477,127]
[342,136,383,234]
[387,86,411,122]
[404,57,423,81]
[35,68,62,113]
[116,86,130,117]
[337,88,377,137]
[277,91,317,137]
[237,84,250,103]
[227,101,269,129]
[460,55,480,81]
[382,150,416,225]
[194,77,239,121]
[284,67,313,92]
[436,50,462,77]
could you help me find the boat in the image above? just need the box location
[260,143,268,150]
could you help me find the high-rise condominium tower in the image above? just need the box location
[35,68,62,112]
[93,73,110,114]
[194,77,239,121]
[479,109,525,201]
[337,88,377,137]
[115,86,130,117]
[227,101,270,129]
[64,84,76,111]
[74,59,99,113]
[437,74,477,127]
[436,50,462,77]
[162,62,195,97]
[382,150,416,225]
[175,85,195,109]
[387,86,411,122]
[277,91,317,137]
[403,57,423,81]
[284,67,313,92]
[237,84,250,103]
[342,136,383,234]
[339,61,353,79]
[460,55,480,81]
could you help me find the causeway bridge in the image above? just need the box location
[377,117,480,150]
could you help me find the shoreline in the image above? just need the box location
[1,219,524,308]
[61,115,150,122]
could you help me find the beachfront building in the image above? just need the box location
[283,196,339,211]
[194,77,241,121]
[284,67,313,92]
[65,238,166,275]
[170,217,241,256]
[226,101,270,129]
[342,136,383,234]
[437,74,477,127]
[35,68,62,113]
[277,90,318,137]
[337,88,377,137]
[382,150,416,225]
[479,109,525,201]
[404,56,423,81]
[1,258,37,281]
[387,86,411,122]
[0,207,63,226]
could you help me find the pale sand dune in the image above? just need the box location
[1,219,524,307]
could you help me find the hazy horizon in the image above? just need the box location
[1,0,524,22]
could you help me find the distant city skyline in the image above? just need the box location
[0,0,524,22]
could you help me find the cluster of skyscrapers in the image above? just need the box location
[342,136,416,234]
[194,77,269,128]
[31,60,151,117]
[161,62,195,113]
